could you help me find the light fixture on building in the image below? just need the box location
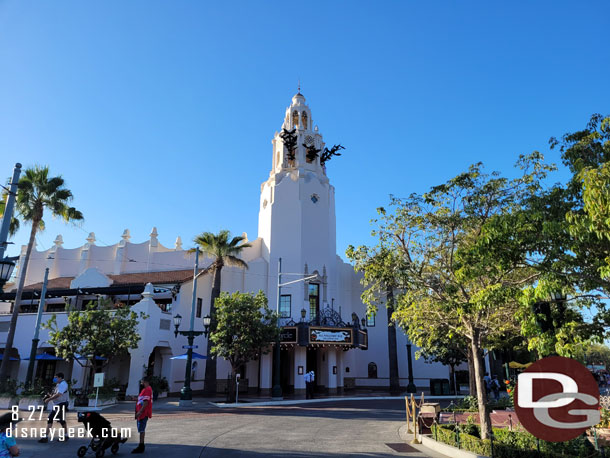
[550,291,566,302]
[203,315,211,337]
[173,314,182,336]
[301,308,306,321]
[0,257,16,290]
[361,318,366,328]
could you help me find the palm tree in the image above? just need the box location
[0,166,83,381]
[193,230,251,396]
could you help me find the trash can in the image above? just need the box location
[418,413,436,434]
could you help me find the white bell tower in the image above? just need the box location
[258,91,337,319]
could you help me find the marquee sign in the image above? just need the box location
[280,327,297,344]
[309,327,353,345]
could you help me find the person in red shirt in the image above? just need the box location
[132,376,153,454]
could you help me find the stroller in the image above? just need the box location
[76,411,127,457]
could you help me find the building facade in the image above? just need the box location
[0,92,450,398]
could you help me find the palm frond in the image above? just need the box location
[225,255,248,269]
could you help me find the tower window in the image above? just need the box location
[302,111,308,130]
[279,294,291,318]
[309,283,320,320]
[311,194,319,203]
[366,313,375,327]
[292,110,299,127]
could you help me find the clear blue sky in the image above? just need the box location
[1,1,609,263]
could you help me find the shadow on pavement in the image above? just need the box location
[200,446,415,457]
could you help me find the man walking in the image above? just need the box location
[132,376,153,454]
[305,370,315,399]
[39,372,70,443]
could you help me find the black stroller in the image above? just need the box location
[76,411,127,457]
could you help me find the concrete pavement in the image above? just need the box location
[5,398,452,457]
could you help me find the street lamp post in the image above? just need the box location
[0,163,21,260]
[25,267,49,388]
[172,247,211,406]
[406,341,416,393]
[271,261,318,400]
[272,258,283,399]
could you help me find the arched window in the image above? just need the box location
[292,110,299,127]
[368,362,378,379]
[301,111,308,130]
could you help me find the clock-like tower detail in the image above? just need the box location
[258,91,337,321]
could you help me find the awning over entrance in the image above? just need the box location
[279,324,367,350]
[278,306,368,350]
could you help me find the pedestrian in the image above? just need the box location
[305,371,315,399]
[0,412,20,457]
[483,372,491,397]
[39,372,70,443]
[132,376,153,454]
[491,375,501,400]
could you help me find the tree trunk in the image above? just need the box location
[0,218,38,381]
[386,288,400,395]
[467,346,476,396]
[228,368,236,403]
[450,363,457,395]
[470,335,492,440]
[204,264,223,396]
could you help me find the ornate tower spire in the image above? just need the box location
[271,92,325,175]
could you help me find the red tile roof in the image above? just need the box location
[16,269,194,292]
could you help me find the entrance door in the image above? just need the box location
[280,349,292,393]
[306,348,318,392]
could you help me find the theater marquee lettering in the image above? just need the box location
[309,327,353,345]
[280,327,297,343]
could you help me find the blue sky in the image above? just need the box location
[1,1,609,264]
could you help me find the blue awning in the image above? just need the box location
[23,352,64,361]
[75,354,107,361]
[0,353,19,361]
[170,352,207,360]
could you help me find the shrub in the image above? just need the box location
[21,378,47,398]
[0,378,19,397]
[88,377,122,399]
[431,424,601,458]
[149,376,169,394]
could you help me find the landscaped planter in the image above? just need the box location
[18,397,44,409]
[88,397,117,407]
[0,397,19,409]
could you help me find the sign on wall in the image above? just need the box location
[309,327,353,345]
[280,327,297,343]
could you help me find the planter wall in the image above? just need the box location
[0,397,19,409]
[88,397,117,407]
[18,397,44,409]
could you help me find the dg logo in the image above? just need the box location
[515,356,600,442]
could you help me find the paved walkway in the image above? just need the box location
[4,398,453,457]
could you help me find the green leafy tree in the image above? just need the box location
[514,114,610,356]
[581,343,610,370]
[210,291,278,402]
[44,299,147,390]
[0,166,83,381]
[193,230,251,395]
[350,155,551,440]
[344,247,404,395]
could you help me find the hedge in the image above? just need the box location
[431,424,602,458]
